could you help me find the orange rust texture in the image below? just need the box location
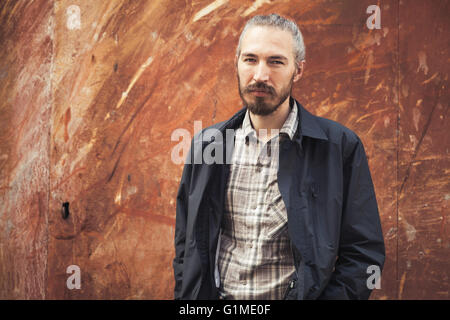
[396,1,449,299]
[0,0,448,299]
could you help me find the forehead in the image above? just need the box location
[240,25,294,59]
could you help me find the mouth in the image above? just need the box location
[249,90,270,97]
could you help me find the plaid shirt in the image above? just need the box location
[217,102,298,300]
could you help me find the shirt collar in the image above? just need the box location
[241,101,299,141]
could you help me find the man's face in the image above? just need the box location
[236,26,302,116]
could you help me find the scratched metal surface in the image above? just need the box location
[396,0,449,299]
[0,0,448,299]
[0,0,53,299]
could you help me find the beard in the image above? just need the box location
[238,72,294,116]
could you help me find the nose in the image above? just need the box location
[253,61,270,82]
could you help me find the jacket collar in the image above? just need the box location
[294,97,328,142]
[218,97,328,143]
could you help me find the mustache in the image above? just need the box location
[245,82,275,95]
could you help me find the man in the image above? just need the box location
[173,13,385,300]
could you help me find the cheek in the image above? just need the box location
[237,65,253,83]
[274,73,292,88]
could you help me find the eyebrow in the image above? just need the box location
[241,53,288,61]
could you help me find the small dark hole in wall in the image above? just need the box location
[62,202,70,220]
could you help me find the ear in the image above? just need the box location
[293,60,305,82]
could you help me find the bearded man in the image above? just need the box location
[173,13,385,300]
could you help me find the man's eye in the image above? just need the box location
[244,58,256,62]
[270,60,283,65]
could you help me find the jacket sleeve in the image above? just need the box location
[173,139,194,300]
[318,137,385,300]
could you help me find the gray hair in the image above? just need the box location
[236,13,306,65]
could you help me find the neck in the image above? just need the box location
[249,97,291,142]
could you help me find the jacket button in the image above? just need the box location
[311,184,319,198]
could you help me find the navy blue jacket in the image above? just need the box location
[173,98,385,299]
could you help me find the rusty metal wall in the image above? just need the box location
[0,0,448,299]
